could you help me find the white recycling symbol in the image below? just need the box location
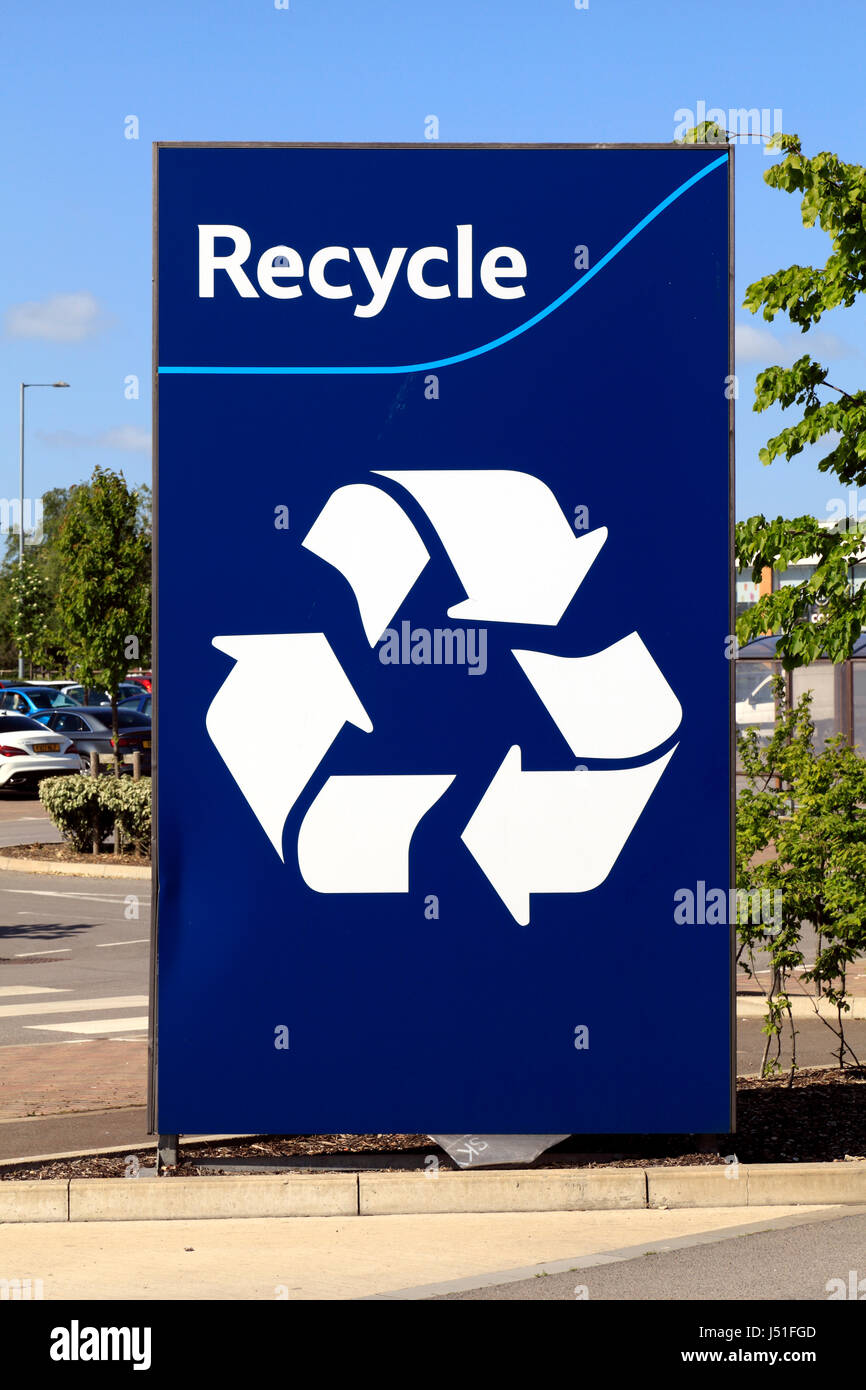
[206,470,681,926]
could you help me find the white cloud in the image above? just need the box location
[5,291,105,342]
[804,329,858,360]
[735,321,858,366]
[37,425,151,453]
[735,322,789,363]
[96,426,152,452]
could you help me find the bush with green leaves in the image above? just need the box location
[737,677,866,1077]
[38,775,115,852]
[39,774,151,856]
[98,775,151,855]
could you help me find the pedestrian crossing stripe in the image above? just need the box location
[0,985,70,997]
[24,1018,149,1035]
[0,994,147,1018]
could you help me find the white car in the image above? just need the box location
[0,714,83,791]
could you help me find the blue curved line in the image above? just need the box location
[159,152,727,377]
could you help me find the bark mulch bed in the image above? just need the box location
[1,841,150,868]
[2,1068,863,1181]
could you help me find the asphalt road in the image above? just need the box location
[431,1207,866,1301]
[736,1014,866,1072]
[0,872,149,1046]
[0,788,62,847]
[0,797,149,1047]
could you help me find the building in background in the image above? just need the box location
[736,519,866,753]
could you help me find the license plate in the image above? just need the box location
[142,740,151,749]
[33,743,60,753]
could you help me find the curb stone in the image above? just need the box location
[0,1180,69,1223]
[359,1168,646,1214]
[0,849,150,880]
[69,1175,358,1221]
[0,1162,865,1223]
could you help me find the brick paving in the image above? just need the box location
[0,1039,147,1119]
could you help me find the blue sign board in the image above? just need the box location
[153,144,733,1135]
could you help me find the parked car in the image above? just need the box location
[0,686,79,715]
[0,714,82,791]
[126,673,152,692]
[119,692,152,718]
[36,707,152,775]
[60,682,142,706]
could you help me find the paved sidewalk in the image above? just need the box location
[0,1206,835,1300]
[0,1039,146,1119]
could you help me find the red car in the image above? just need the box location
[127,672,152,692]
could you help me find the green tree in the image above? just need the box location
[0,481,151,675]
[735,135,866,665]
[8,558,51,672]
[737,677,866,1077]
[0,488,73,670]
[55,466,151,754]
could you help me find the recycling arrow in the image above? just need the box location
[460,744,677,926]
[298,773,455,893]
[513,633,682,760]
[206,633,372,859]
[302,483,430,646]
[375,469,607,625]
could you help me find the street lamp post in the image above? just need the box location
[17,381,70,680]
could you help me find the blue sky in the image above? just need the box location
[1,0,863,522]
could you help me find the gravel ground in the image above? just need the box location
[2,1067,863,1180]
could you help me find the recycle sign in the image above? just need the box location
[154,141,733,1138]
[205,467,682,925]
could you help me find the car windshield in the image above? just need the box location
[0,715,49,731]
[66,686,106,703]
[26,688,76,709]
[23,689,54,708]
[116,709,150,727]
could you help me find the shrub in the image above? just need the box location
[99,776,152,855]
[39,773,151,856]
[39,775,114,852]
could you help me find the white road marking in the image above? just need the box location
[96,939,148,948]
[2,889,151,905]
[0,994,147,1018]
[12,947,71,957]
[748,963,816,973]
[0,985,70,997]
[25,1017,149,1036]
